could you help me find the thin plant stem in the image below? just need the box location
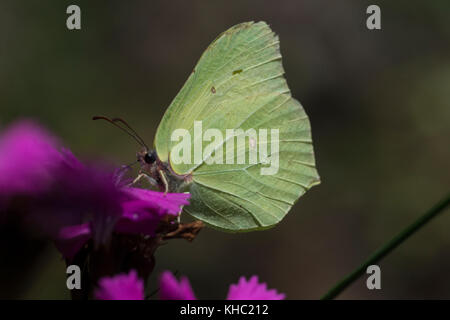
[321,194,450,300]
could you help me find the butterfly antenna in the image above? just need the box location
[92,116,148,150]
[111,117,149,150]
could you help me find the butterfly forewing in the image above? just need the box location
[154,21,320,231]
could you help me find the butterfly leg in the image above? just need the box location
[158,170,169,194]
[132,173,158,189]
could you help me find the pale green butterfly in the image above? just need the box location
[97,21,320,232]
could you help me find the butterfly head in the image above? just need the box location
[137,149,157,166]
[136,148,163,188]
[92,116,190,192]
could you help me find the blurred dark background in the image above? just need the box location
[1,0,449,299]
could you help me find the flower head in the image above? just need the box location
[55,185,190,260]
[94,270,284,300]
[0,120,190,261]
[95,270,144,300]
[159,271,196,300]
[158,271,285,300]
[226,275,285,300]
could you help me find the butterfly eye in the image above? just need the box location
[144,152,157,164]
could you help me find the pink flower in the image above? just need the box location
[56,187,190,260]
[0,120,190,260]
[159,271,196,300]
[226,275,285,300]
[95,270,144,300]
[95,270,284,300]
[159,271,285,300]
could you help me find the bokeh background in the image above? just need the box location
[1,0,449,299]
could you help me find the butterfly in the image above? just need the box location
[96,21,320,232]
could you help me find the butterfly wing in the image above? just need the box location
[154,21,320,231]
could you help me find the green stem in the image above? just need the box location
[321,194,450,300]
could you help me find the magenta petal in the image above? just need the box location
[116,188,190,236]
[54,223,92,260]
[0,120,61,196]
[159,271,196,300]
[124,188,190,216]
[95,270,144,300]
[226,276,285,300]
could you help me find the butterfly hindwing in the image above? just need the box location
[154,21,320,231]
